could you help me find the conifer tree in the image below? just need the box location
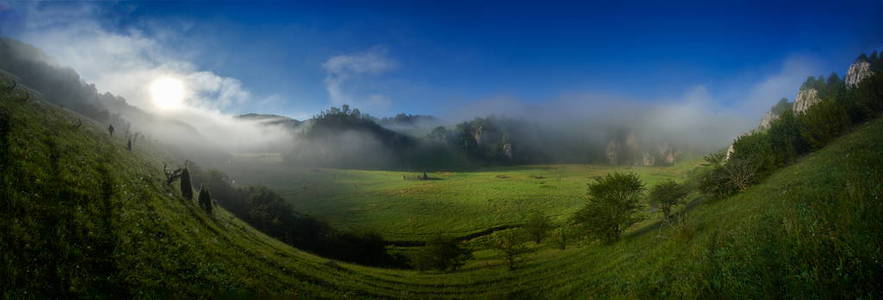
[180,167,193,200]
[198,185,213,214]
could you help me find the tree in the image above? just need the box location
[198,185,213,215]
[573,172,645,243]
[648,180,688,221]
[524,211,552,243]
[427,126,448,142]
[724,158,760,192]
[800,99,850,149]
[770,97,792,115]
[162,163,183,185]
[698,163,736,199]
[411,235,472,272]
[767,110,809,167]
[489,229,533,270]
[180,167,193,201]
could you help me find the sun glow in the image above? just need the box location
[149,77,186,110]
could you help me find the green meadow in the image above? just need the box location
[234,161,700,241]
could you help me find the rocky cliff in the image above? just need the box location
[758,111,780,131]
[846,60,873,88]
[793,88,822,114]
[605,129,679,166]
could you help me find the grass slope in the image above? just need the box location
[2,76,881,297]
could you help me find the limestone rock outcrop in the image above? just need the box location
[758,111,780,131]
[725,143,735,161]
[846,60,873,88]
[793,88,822,114]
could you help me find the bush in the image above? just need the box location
[411,236,472,272]
[723,158,760,192]
[648,180,688,221]
[698,158,758,199]
[573,172,645,243]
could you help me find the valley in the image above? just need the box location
[234,162,698,241]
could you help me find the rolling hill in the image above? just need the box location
[3,70,882,297]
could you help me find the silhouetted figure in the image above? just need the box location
[108,124,114,137]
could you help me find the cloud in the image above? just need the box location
[322,46,396,111]
[9,1,291,153]
[738,55,822,117]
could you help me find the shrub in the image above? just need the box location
[699,165,735,199]
[411,236,472,272]
[648,180,688,221]
[722,158,760,192]
[699,158,758,199]
[573,172,645,243]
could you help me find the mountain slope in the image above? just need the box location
[2,72,882,297]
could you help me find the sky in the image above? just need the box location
[0,0,882,122]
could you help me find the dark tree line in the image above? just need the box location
[186,164,406,267]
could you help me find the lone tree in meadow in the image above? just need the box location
[411,235,472,272]
[180,167,193,201]
[573,172,645,243]
[489,228,533,270]
[198,185,213,214]
[648,180,689,222]
[524,211,552,243]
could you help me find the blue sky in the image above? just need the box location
[1,0,882,120]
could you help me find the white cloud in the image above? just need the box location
[11,2,292,153]
[322,46,396,111]
[739,55,822,117]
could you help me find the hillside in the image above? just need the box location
[3,70,882,297]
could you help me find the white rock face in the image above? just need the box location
[793,88,822,114]
[725,143,735,161]
[846,60,873,88]
[758,111,780,131]
[642,152,655,166]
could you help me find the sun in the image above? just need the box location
[149,77,186,110]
